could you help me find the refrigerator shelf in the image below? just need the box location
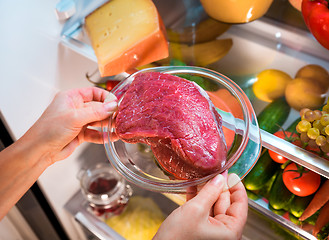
[60,6,329,179]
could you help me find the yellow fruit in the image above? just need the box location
[252,69,293,102]
[167,17,231,44]
[285,78,325,111]
[168,38,233,67]
[295,64,329,92]
[288,0,302,11]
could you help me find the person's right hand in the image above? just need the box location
[154,173,248,240]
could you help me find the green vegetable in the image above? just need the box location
[289,213,302,225]
[175,74,206,89]
[169,58,187,66]
[243,150,280,191]
[268,204,286,216]
[269,170,295,210]
[246,190,261,200]
[257,98,291,134]
[289,194,314,218]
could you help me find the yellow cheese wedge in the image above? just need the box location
[85,0,168,77]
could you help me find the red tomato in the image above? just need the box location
[283,163,321,197]
[268,131,302,164]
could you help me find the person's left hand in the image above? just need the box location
[26,87,117,164]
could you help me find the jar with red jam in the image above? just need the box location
[78,163,132,218]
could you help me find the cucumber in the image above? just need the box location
[289,213,302,226]
[289,194,314,218]
[246,190,261,200]
[257,98,291,134]
[268,204,286,216]
[243,150,280,191]
[269,170,295,210]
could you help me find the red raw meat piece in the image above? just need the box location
[115,72,227,179]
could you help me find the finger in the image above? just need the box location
[213,175,230,215]
[83,128,104,144]
[88,118,111,128]
[76,101,118,126]
[225,175,248,220]
[190,174,225,211]
[77,87,113,102]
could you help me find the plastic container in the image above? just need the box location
[103,66,262,193]
[78,163,132,217]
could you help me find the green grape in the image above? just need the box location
[325,125,329,136]
[297,120,312,133]
[313,110,322,120]
[304,110,317,122]
[316,135,327,146]
[320,114,329,126]
[300,132,310,143]
[321,143,329,153]
[322,104,329,113]
[312,120,323,129]
[320,127,327,135]
[307,127,320,140]
[327,135,329,143]
[300,108,311,119]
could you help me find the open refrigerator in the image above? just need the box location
[59,0,329,239]
[2,0,329,239]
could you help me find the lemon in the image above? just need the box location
[252,69,293,102]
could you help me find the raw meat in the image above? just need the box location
[115,72,227,179]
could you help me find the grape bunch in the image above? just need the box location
[296,104,329,153]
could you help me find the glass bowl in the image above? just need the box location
[103,66,261,193]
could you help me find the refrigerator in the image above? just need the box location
[1,0,329,239]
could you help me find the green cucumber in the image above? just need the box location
[289,194,314,218]
[243,150,280,191]
[268,204,286,216]
[246,190,261,200]
[257,98,291,134]
[269,170,295,210]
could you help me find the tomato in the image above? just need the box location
[282,163,321,197]
[268,131,302,164]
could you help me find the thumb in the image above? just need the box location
[76,100,118,125]
[190,174,226,211]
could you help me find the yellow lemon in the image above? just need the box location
[252,69,293,102]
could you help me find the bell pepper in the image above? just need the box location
[301,0,329,50]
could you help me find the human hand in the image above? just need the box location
[26,87,117,164]
[154,173,248,240]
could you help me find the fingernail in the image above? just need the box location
[227,173,241,189]
[104,101,117,112]
[211,174,224,186]
[105,93,117,103]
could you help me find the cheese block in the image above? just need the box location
[85,0,168,77]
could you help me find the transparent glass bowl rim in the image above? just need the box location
[103,66,253,192]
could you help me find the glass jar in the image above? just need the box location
[78,163,133,218]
